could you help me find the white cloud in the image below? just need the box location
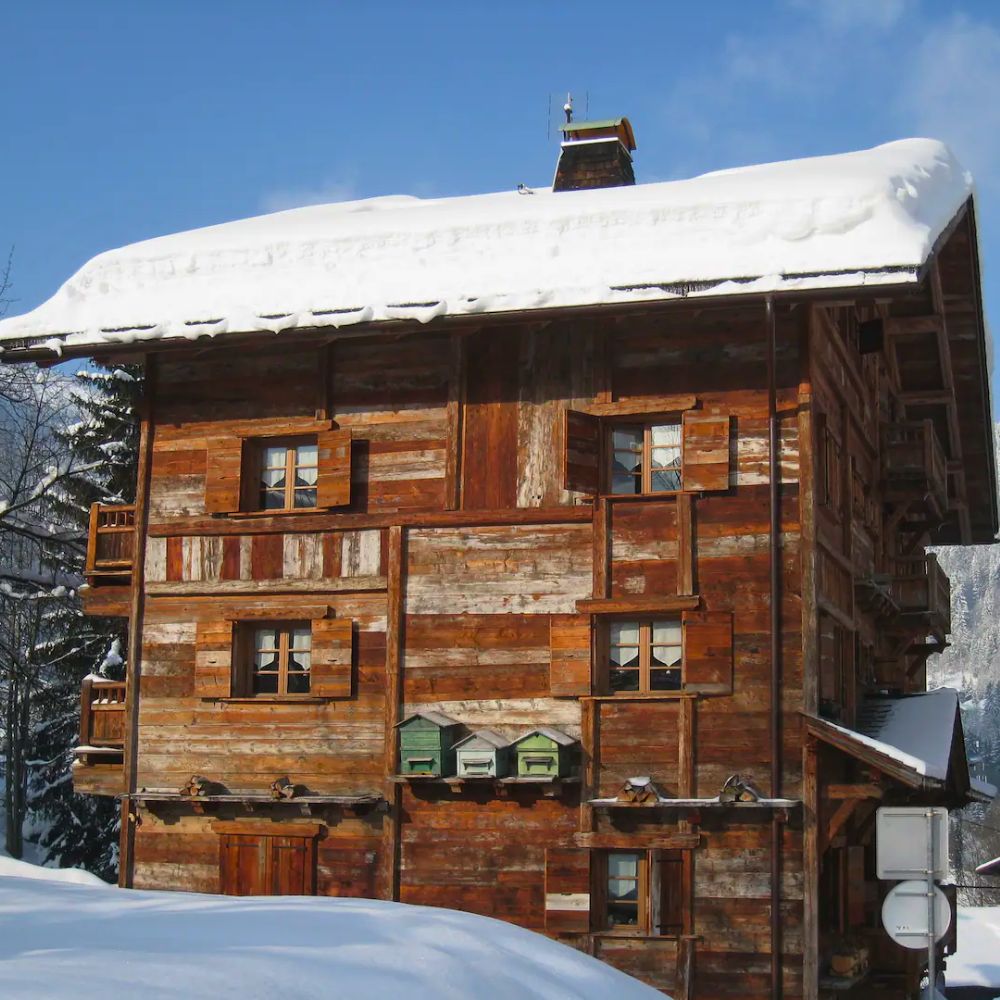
[898,14,1000,190]
[259,177,358,213]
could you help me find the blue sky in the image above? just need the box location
[4,0,1000,407]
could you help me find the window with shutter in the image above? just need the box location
[594,848,687,936]
[202,426,352,515]
[563,407,731,497]
[549,614,592,697]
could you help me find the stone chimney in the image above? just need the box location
[553,117,636,192]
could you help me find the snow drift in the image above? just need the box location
[0,858,663,999]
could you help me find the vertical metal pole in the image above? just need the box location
[926,809,936,998]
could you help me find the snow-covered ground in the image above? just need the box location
[949,907,1000,990]
[0,855,662,1000]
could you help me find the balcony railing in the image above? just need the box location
[85,503,135,585]
[76,676,126,766]
[892,553,951,635]
[883,420,948,516]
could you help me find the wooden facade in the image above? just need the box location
[23,195,994,998]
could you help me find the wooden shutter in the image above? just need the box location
[219,833,267,895]
[545,847,591,934]
[195,619,234,698]
[683,611,733,694]
[204,437,248,514]
[311,617,353,698]
[564,410,602,494]
[316,428,352,508]
[682,412,731,492]
[649,849,685,935]
[271,836,317,895]
[549,614,592,697]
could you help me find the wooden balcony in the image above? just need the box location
[891,553,951,638]
[882,419,948,519]
[73,676,126,796]
[82,503,134,617]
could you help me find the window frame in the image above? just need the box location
[594,849,686,937]
[235,620,313,698]
[605,617,683,695]
[606,420,684,496]
[253,435,319,513]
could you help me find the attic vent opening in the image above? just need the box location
[553,117,636,193]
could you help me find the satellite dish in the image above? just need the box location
[881,880,951,950]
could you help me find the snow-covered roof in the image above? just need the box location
[0,138,974,355]
[811,688,961,783]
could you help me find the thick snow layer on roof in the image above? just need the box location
[0,863,662,1000]
[0,138,973,353]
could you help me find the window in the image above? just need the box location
[598,850,685,935]
[610,422,682,494]
[606,851,644,928]
[241,622,311,696]
[609,619,682,693]
[258,438,318,510]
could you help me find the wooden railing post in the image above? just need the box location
[80,674,94,746]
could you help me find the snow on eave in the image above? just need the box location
[817,715,947,781]
[0,138,975,355]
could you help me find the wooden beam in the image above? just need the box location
[580,697,598,834]
[677,492,694,596]
[444,333,466,511]
[802,738,819,1000]
[120,355,157,889]
[572,832,701,850]
[821,798,860,854]
[593,497,610,599]
[576,595,700,614]
[147,504,594,538]
[679,696,695,798]
[826,783,883,800]
[379,525,405,902]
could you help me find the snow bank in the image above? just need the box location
[948,907,1000,988]
[0,870,663,1000]
[0,138,973,353]
[0,851,106,886]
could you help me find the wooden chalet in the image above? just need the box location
[1,125,996,999]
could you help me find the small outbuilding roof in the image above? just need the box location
[452,729,510,751]
[394,711,460,729]
[804,689,986,805]
[0,139,976,356]
[511,727,577,747]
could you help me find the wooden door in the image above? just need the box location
[219,833,316,896]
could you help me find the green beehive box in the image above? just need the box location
[511,727,578,779]
[453,729,511,778]
[396,711,461,777]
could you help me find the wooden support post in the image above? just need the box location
[800,308,818,717]
[679,696,695,798]
[580,697,598,833]
[380,525,406,901]
[593,497,610,599]
[821,798,859,854]
[802,737,819,1000]
[677,492,694,596]
[444,334,466,511]
[120,356,156,890]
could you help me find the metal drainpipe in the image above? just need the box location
[767,296,783,1000]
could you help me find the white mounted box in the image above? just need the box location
[876,806,949,880]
